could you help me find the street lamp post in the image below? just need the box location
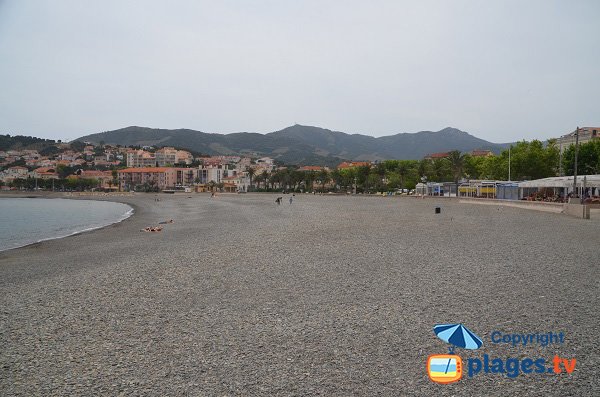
[572,127,580,201]
[508,145,511,182]
[559,141,563,177]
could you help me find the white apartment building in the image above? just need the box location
[155,147,177,165]
[557,127,599,153]
[126,150,156,167]
[197,166,224,184]
[0,166,29,182]
[126,147,193,167]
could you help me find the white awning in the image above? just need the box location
[518,175,600,188]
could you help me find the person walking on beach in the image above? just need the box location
[289,196,293,204]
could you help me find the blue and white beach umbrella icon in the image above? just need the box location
[434,323,483,352]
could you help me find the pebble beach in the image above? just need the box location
[1,193,598,396]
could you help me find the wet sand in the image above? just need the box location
[1,193,598,396]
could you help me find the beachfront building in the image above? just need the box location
[126,147,193,167]
[197,165,225,184]
[496,182,520,200]
[458,180,500,198]
[118,167,180,191]
[118,164,250,191]
[175,168,197,186]
[71,170,116,190]
[518,175,600,202]
[454,176,600,201]
[222,174,250,192]
[415,182,444,196]
[556,127,599,153]
[221,178,238,193]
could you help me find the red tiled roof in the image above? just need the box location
[470,150,493,157]
[426,152,450,159]
[337,161,370,169]
[81,170,112,177]
[298,166,323,171]
[119,167,174,173]
[34,167,55,173]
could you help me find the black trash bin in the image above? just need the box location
[435,207,441,214]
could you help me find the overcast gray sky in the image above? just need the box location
[0,0,598,142]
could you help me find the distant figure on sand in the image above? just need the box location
[289,196,293,204]
[141,226,163,232]
[275,197,282,205]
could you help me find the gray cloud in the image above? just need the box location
[0,0,598,142]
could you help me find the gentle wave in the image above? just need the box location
[0,198,134,252]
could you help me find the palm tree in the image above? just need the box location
[246,166,256,191]
[446,150,466,196]
[254,174,263,190]
[268,173,278,190]
[207,180,216,192]
[330,169,342,192]
[278,169,290,191]
[397,161,409,191]
[318,169,329,192]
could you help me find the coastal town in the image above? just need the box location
[1,127,599,207]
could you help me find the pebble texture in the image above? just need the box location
[1,194,599,396]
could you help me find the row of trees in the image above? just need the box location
[5,139,597,193]
[462,139,599,180]
[7,177,104,191]
[244,139,599,193]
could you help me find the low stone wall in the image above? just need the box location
[563,203,591,219]
[459,198,563,213]
[65,192,136,197]
[460,197,592,219]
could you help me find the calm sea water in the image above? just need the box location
[0,198,133,252]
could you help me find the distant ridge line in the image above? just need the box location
[75,124,510,166]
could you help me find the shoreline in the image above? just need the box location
[0,194,136,254]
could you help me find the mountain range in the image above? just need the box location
[75,125,510,166]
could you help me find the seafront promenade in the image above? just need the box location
[1,194,598,396]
